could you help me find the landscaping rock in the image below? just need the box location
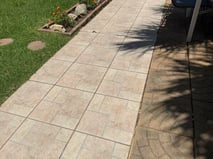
[0,38,14,46]
[49,24,66,32]
[27,41,45,51]
[68,13,78,20]
[74,4,87,16]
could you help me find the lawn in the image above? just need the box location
[0,0,78,104]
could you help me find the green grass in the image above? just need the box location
[0,0,78,104]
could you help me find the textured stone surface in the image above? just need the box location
[53,43,87,62]
[0,112,24,148]
[30,59,71,84]
[77,45,117,67]
[0,38,14,46]
[0,81,52,116]
[61,132,130,159]
[57,63,106,92]
[0,119,72,159]
[130,127,193,159]
[77,94,140,144]
[97,69,147,102]
[27,41,45,51]
[111,50,152,73]
[30,86,93,129]
[74,4,87,16]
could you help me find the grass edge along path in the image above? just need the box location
[0,0,78,104]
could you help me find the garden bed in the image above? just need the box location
[39,0,111,35]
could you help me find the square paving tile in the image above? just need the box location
[30,86,93,129]
[80,19,109,33]
[68,32,98,46]
[53,44,87,62]
[0,112,24,148]
[77,45,117,67]
[30,59,71,84]
[118,37,155,54]
[101,24,130,36]
[61,132,130,159]
[57,63,107,92]
[0,81,52,117]
[0,119,72,159]
[97,69,147,101]
[77,94,140,144]
[111,50,152,73]
[130,127,193,159]
[92,33,125,49]
[108,13,137,28]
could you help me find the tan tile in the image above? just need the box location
[0,81,52,117]
[0,112,24,147]
[97,69,147,101]
[53,44,87,62]
[61,132,129,159]
[68,32,98,46]
[102,24,130,36]
[30,86,93,129]
[108,13,136,28]
[77,94,140,144]
[30,59,71,84]
[57,63,107,92]
[0,119,72,159]
[80,20,108,33]
[92,33,125,49]
[111,51,152,73]
[129,127,193,159]
[77,45,117,67]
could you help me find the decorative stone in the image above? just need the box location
[0,38,14,46]
[74,4,87,16]
[49,24,66,32]
[27,41,45,51]
[68,13,78,20]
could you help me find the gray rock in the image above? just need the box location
[74,4,87,16]
[49,24,66,32]
[68,13,78,20]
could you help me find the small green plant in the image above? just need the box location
[79,0,97,10]
[50,6,75,28]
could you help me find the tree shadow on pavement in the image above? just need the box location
[114,1,213,159]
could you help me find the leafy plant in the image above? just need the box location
[79,0,97,10]
[51,6,75,28]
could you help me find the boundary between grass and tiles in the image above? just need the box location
[38,0,112,36]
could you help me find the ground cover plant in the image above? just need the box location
[0,0,78,104]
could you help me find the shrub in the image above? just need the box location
[51,6,75,28]
[79,0,97,10]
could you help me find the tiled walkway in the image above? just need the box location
[129,1,213,159]
[0,0,165,158]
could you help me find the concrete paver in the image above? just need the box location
[30,86,93,129]
[97,69,147,102]
[57,63,107,92]
[77,94,140,145]
[0,112,24,148]
[0,0,167,158]
[61,132,130,159]
[30,59,71,84]
[0,119,73,159]
[77,45,117,67]
[0,81,52,117]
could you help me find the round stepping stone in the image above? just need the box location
[0,38,14,46]
[27,41,45,51]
